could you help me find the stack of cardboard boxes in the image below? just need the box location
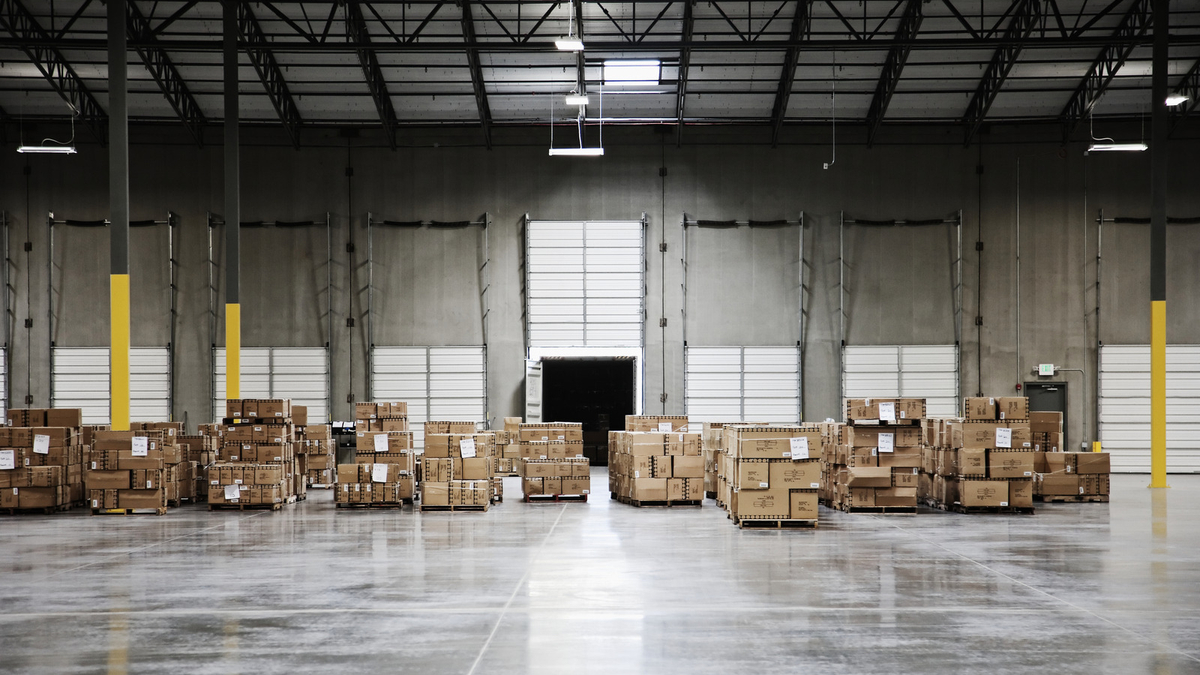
[420,422,495,511]
[129,422,192,505]
[178,432,217,503]
[701,423,725,499]
[608,419,705,505]
[1038,451,1111,501]
[822,399,925,511]
[207,399,299,510]
[336,402,415,507]
[87,426,179,514]
[492,417,522,476]
[518,457,591,500]
[1,408,86,513]
[718,424,822,525]
[299,422,336,487]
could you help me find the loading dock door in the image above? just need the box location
[1099,345,1200,473]
[685,346,801,423]
[843,345,959,417]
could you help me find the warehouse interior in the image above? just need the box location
[1,0,1200,672]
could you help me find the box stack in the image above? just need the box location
[207,399,299,510]
[625,415,688,432]
[1,408,86,513]
[717,424,823,526]
[516,421,584,460]
[492,417,523,476]
[701,423,724,500]
[607,427,705,506]
[1037,451,1111,502]
[178,433,217,503]
[918,397,1035,513]
[130,422,190,505]
[518,457,591,501]
[87,428,177,515]
[299,422,336,488]
[420,422,495,512]
[336,402,415,508]
[823,399,926,512]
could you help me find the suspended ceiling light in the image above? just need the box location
[1087,142,1148,152]
[555,38,584,51]
[549,147,604,156]
[1166,93,1189,106]
[17,144,77,154]
[603,60,661,85]
[564,94,589,106]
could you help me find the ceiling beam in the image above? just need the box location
[1170,57,1200,135]
[1059,0,1151,138]
[0,0,106,144]
[674,0,693,145]
[865,0,923,147]
[460,0,493,148]
[127,0,206,146]
[962,0,1042,146]
[345,0,399,150]
[237,2,303,149]
[769,0,813,147]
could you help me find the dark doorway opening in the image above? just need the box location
[1024,381,1068,449]
[542,357,636,465]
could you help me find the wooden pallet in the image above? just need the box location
[838,505,918,514]
[419,504,490,513]
[524,493,588,503]
[2,504,72,515]
[307,483,334,490]
[846,418,921,427]
[611,494,702,508]
[209,502,283,512]
[92,507,168,516]
[736,518,818,530]
[335,499,413,509]
[1036,494,1109,503]
[705,491,717,500]
[924,499,1035,515]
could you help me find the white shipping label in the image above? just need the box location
[131,437,149,457]
[146,481,153,489]
[634,470,640,478]
[759,482,769,488]
[878,433,895,454]
[878,402,896,422]
[224,485,239,500]
[0,450,13,470]
[372,464,389,483]
[33,434,50,455]
[790,437,810,460]
[658,423,673,432]
[460,438,477,459]
[373,434,388,453]
[996,427,1012,449]
[1000,501,1009,507]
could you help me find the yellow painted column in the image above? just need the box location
[226,303,240,399]
[1150,300,1167,488]
[110,274,130,432]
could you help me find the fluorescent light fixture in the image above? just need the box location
[603,59,661,85]
[1088,142,1148,152]
[1166,94,1189,106]
[564,94,590,106]
[548,147,605,157]
[17,144,77,154]
[555,38,584,51]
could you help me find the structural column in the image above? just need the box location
[109,0,130,431]
[1149,0,1168,488]
[224,0,241,400]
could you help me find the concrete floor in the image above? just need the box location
[0,471,1197,675]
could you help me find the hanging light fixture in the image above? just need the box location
[556,3,584,50]
[1087,142,1148,152]
[1165,93,1189,106]
[16,114,77,155]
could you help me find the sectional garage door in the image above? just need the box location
[1099,345,1200,473]
[372,346,487,449]
[52,347,170,424]
[214,347,330,422]
[685,346,801,423]
[843,345,959,418]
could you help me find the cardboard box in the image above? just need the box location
[561,477,591,495]
[737,460,771,490]
[1072,452,1110,475]
[625,415,689,432]
[789,490,819,519]
[630,478,667,502]
[118,488,167,509]
[226,400,244,418]
[46,408,83,427]
[734,488,790,519]
[1009,479,1033,507]
[997,397,1028,420]
[891,467,920,488]
[1030,411,1064,433]
[457,457,491,481]
[957,480,1009,507]
[1039,473,1080,496]
[875,486,917,507]
[733,427,821,459]
[965,397,997,420]
[989,451,1035,479]
[842,426,922,448]
[769,460,823,490]
[845,466,891,488]
[422,481,450,506]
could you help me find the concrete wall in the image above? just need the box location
[4,123,1200,451]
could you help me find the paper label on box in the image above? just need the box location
[460,438,477,459]
[224,485,239,500]
[878,402,896,422]
[373,434,388,453]
[33,434,50,455]
[759,482,769,488]
[1000,501,1008,507]
[581,489,590,494]
[372,464,389,483]
[878,433,894,454]
[996,428,1012,449]
[790,437,810,460]
[999,411,1006,420]
[146,480,153,489]
[810,482,821,489]
[988,397,995,405]
[658,423,673,432]
[131,437,149,457]
[92,499,99,508]
[0,450,13,470]
[634,470,640,478]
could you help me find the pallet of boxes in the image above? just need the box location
[207,399,300,511]
[1,408,87,514]
[421,421,496,512]
[720,424,822,528]
[516,421,590,502]
[88,424,184,515]
[492,417,522,479]
[701,423,724,500]
[295,405,336,489]
[133,422,193,506]
[826,399,925,513]
[1031,411,1110,502]
[920,397,1036,514]
[335,402,415,509]
[178,431,218,503]
[609,416,704,507]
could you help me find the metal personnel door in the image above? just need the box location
[52,347,171,424]
[685,346,801,423]
[1099,345,1200,473]
[843,345,959,417]
[214,347,329,422]
[372,346,487,449]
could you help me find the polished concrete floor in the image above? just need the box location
[0,471,1197,674]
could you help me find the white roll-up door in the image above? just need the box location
[52,347,171,424]
[685,346,800,423]
[372,346,487,449]
[214,347,329,422]
[1099,345,1200,473]
[843,345,959,417]
[526,220,644,348]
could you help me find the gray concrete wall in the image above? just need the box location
[4,124,1200,452]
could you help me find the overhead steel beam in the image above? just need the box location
[674,0,693,145]
[865,0,923,147]
[962,0,1042,146]
[1059,0,1151,138]
[769,0,813,147]
[0,0,106,143]
[345,0,399,150]
[127,0,206,146]
[237,1,303,149]
[459,0,493,148]
[1170,56,1200,134]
